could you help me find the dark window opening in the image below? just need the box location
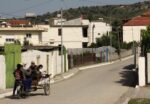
[26,33,32,38]
[82,42,88,48]
[6,38,14,42]
[58,28,62,36]
[82,27,88,37]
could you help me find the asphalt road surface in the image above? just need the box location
[0,57,136,104]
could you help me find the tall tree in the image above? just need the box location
[141,26,150,56]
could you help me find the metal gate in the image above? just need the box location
[4,44,21,88]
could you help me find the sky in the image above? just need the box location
[0,0,144,18]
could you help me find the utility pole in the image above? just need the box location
[92,24,95,44]
[92,24,95,61]
[118,30,121,59]
[132,27,136,68]
[60,1,64,74]
[109,15,112,47]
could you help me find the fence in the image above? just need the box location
[68,48,133,69]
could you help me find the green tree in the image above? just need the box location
[141,26,150,56]
[96,35,110,47]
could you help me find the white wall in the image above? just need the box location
[21,50,65,77]
[138,57,146,87]
[147,53,150,83]
[40,25,85,48]
[0,31,42,46]
[0,55,6,89]
[88,22,112,45]
[123,26,146,43]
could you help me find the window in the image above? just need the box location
[50,39,54,44]
[98,33,101,35]
[26,33,32,38]
[82,27,88,37]
[58,28,62,36]
[6,38,14,42]
[82,42,88,48]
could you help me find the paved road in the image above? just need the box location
[0,57,136,104]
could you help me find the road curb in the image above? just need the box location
[0,91,13,99]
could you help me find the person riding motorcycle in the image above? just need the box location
[12,64,24,96]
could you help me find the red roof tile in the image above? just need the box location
[142,10,150,16]
[124,10,150,26]
[8,20,30,26]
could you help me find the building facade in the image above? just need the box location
[0,26,45,46]
[40,24,88,48]
[0,18,112,48]
[88,21,112,45]
[123,10,150,43]
[39,17,111,49]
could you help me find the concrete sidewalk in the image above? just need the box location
[132,86,150,99]
[120,86,150,104]
[0,55,134,99]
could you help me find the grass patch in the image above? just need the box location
[128,98,150,104]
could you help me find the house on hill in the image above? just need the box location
[123,10,150,43]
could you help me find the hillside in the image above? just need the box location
[33,1,150,26]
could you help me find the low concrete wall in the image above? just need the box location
[0,55,6,89]
[21,50,67,77]
[109,50,133,61]
[147,53,150,83]
[120,50,133,58]
[109,53,119,61]
[138,57,146,86]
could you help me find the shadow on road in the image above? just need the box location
[5,92,46,100]
[116,64,138,87]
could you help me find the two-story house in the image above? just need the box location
[88,19,112,45]
[123,10,150,43]
[39,17,111,49]
[0,20,45,46]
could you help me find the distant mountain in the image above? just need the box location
[31,1,150,26]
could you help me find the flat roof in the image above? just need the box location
[51,25,89,27]
[0,45,59,52]
[0,27,45,32]
[22,45,59,51]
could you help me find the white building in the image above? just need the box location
[123,10,150,43]
[40,24,88,48]
[88,20,112,45]
[39,17,111,48]
[0,26,45,46]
